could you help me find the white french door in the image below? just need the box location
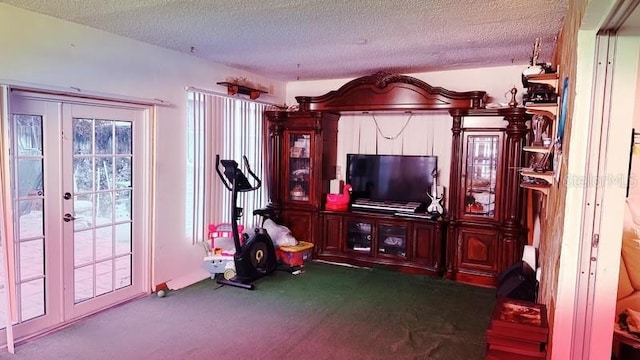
[6,92,149,340]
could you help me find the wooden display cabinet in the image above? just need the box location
[264,72,528,287]
[446,107,528,287]
[264,110,339,247]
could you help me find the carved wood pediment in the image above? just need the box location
[296,71,487,112]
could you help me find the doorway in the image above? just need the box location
[5,91,150,342]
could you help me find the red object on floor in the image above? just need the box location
[155,282,168,292]
[276,241,314,267]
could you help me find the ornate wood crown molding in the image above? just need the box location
[295,71,487,112]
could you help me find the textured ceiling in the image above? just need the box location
[2,0,569,81]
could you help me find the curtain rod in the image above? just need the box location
[1,79,169,106]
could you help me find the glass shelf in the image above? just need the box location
[464,135,499,218]
[288,133,311,202]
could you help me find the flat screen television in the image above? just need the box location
[345,154,437,204]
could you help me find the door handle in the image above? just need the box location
[63,213,76,222]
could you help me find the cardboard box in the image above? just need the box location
[276,241,314,267]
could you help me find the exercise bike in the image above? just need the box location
[215,155,277,290]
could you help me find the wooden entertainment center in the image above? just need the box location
[264,72,528,287]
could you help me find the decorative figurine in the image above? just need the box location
[427,168,444,216]
[508,86,518,108]
[427,192,444,216]
[531,114,548,146]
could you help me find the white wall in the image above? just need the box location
[0,3,287,289]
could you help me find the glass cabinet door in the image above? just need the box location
[378,224,407,258]
[346,220,372,253]
[463,134,500,218]
[287,133,311,203]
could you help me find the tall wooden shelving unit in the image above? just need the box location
[520,72,560,196]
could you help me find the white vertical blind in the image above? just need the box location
[187,90,267,242]
[219,98,267,229]
[185,91,207,244]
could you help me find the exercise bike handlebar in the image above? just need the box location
[215,155,261,192]
[215,155,231,191]
[241,156,262,190]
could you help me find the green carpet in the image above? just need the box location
[3,262,495,360]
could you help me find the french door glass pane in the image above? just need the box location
[74,230,93,266]
[74,194,94,230]
[115,191,132,221]
[96,260,113,296]
[17,159,43,196]
[72,118,133,304]
[19,240,44,280]
[95,226,113,260]
[96,193,114,226]
[95,120,113,154]
[115,256,132,290]
[74,266,93,303]
[18,199,43,238]
[13,114,46,322]
[73,158,93,192]
[115,223,132,255]
[20,279,44,321]
[115,121,132,154]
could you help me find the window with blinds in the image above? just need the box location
[185,90,267,244]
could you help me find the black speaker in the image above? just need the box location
[496,260,537,302]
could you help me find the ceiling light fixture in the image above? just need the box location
[354,39,368,45]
